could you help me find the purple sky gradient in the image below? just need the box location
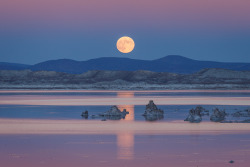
[0,0,250,63]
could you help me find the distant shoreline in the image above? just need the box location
[1,68,250,90]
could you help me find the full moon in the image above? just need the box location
[116,36,135,53]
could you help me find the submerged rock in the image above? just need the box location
[232,108,250,117]
[99,106,129,120]
[184,106,208,123]
[142,100,164,116]
[210,108,227,122]
[81,110,89,119]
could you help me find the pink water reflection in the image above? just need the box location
[0,129,250,167]
[117,92,135,121]
[1,90,250,166]
[0,94,250,106]
[1,118,250,166]
[116,92,135,159]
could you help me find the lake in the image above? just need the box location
[0,90,250,167]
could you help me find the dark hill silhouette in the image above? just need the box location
[0,62,31,70]
[1,55,250,74]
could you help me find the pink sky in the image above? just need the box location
[1,0,250,31]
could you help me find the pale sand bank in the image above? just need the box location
[0,119,250,135]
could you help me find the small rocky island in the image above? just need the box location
[222,108,250,123]
[99,106,129,120]
[184,106,209,123]
[82,106,129,120]
[142,100,164,121]
[184,106,250,123]
[232,109,250,117]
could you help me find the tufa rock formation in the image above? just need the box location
[210,108,227,122]
[232,108,250,117]
[99,106,129,120]
[142,100,164,121]
[184,106,208,123]
[81,110,89,119]
[143,100,164,116]
[195,106,209,116]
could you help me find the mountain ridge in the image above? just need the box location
[0,55,250,74]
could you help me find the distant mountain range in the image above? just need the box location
[1,55,250,74]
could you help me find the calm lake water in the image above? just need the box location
[0,90,250,167]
